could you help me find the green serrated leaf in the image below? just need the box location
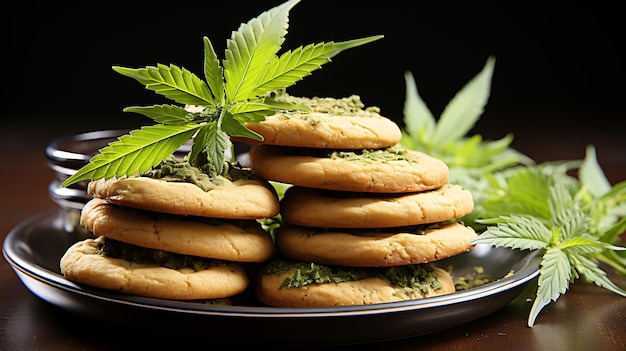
[472,215,551,250]
[249,42,336,96]
[221,113,263,140]
[398,56,531,206]
[479,167,554,220]
[201,123,230,174]
[401,71,436,148]
[528,247,571,326]
[189,125,210,168]
[223,0,296,101]
[319,36,384,58]
[61,124,200,187]
[123,105,191,125]
[580,144,612,198]
[568,254,626,297]
[250,36,383,97]
[228,100,277,122]
[559,236,619,254]
[203,37,223,105]
[227,97,311,126]
[113,64,213,106]
[188,122,230,175]
[432,56,495,145]
[549,186,586,239]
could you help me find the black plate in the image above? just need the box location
[3,209,541,346]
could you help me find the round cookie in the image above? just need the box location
[280,184,474,228]
[81,198,275,263]
[60,238,249,300]
[235,94,401,149]
[249,145,449,193]
[274,222,477,267]
[88,176,280,219]
[256,261,454,307]
[240,112,402,149]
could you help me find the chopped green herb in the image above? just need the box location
[264,260,442,292]
[270,92,381,117]
[140,156,254,191]
[96,237,226,271]
[453,266,495,291]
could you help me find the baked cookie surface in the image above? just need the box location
[241,112,402,149]
[275,222,477,267]
[81,198,275,262]
[280,184,474,228]
[88,176,280,219]
[236,94,401,149]
[256,262,454,307]
[249,146,449,193]
[60,238,249,300]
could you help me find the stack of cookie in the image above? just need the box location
[60,158,280,303]
[246,94,478,307]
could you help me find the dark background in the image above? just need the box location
[4,0,625,180]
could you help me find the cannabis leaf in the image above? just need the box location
[66,124,201,183]
[399,56,626,327]
[399,56,534,227]
[401,56,518,157]
[578,145,626,275]
[473,156,626,327]
[62,0,382,187]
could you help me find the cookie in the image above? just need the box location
[255,260,455,307]
[249,146,449,193]
[81,198,275,263]
[88,176,280,219]
[236,94,401,149]
[240,112,402,149]
[274,222,477,267]
[60,238,249,300]
[280,184,474,228]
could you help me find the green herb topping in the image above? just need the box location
[96,236,225,271]
[329,148,414,163]
[453,266,495,290]
[140,156,254,191]
[270,92,381,117]
[280,147,413,163]
[264,260,442,293]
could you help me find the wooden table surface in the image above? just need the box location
[1,121,625,350]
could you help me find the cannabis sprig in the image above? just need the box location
[62,0,382,188]
[400,58,626,327]
[473,150,626,326]
[399,56,534,227]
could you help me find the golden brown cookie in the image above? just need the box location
[280,184,474,228]
[235,94,401,149]
[60,238,249,300]
[88,176,280,219]
[249,146,449,193]
[240,112,402,149]
[274,222,477,267]
[80,198,275,263]
[255,261,454,307]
